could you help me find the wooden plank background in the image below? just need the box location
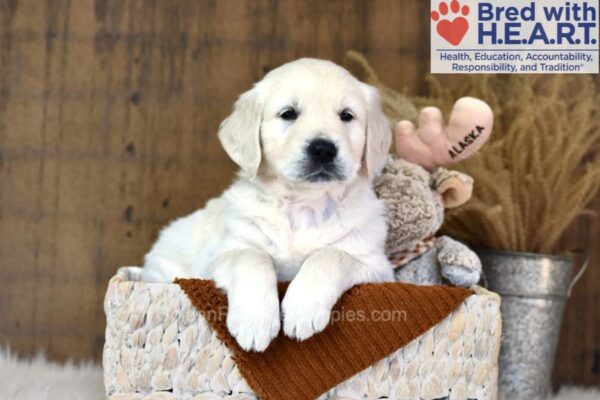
[0,0,597,387]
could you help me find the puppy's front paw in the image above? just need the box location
[227,292,280,352]
[281,285,333,341]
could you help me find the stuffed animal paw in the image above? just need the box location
[436,236,482,287]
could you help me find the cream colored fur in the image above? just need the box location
[141,59,393,351]
[0,348,103,400]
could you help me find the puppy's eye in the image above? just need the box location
[339,110,355,122]
[279,108,298,121]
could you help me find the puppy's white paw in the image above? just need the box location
[227,292,280,352]
[281,285,333,341]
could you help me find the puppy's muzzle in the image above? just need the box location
[301,138,345,182]
[307,138,337,164]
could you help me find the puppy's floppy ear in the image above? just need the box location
[218,87,263,178]
[360,83,392,179]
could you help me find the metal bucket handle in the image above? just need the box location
[567,252,589,297]
[479,250,589,298]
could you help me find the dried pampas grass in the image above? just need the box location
[344,51,419,124]
[345,51,600,254]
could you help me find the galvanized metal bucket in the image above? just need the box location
[477,250,587,400]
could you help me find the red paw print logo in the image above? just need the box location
[431,0,470,46]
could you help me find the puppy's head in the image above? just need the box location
[218,58,391,184]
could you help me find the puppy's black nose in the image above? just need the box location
[307,139,337,164]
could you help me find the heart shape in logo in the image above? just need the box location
[436,17,469,46]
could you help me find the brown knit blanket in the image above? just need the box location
[177,279,472,400]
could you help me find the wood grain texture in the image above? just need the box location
[0,0,597,387]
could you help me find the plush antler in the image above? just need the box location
[394,97,493,171]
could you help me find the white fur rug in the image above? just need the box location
[0,347,597,399]
[0,348,104,400]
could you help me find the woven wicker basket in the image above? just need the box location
[104,267,501,400]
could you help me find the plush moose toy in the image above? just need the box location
[375,97,493,287]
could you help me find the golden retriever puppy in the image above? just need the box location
[142,58,393,351]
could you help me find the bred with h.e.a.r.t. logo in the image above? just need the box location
[431,0,599,74]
